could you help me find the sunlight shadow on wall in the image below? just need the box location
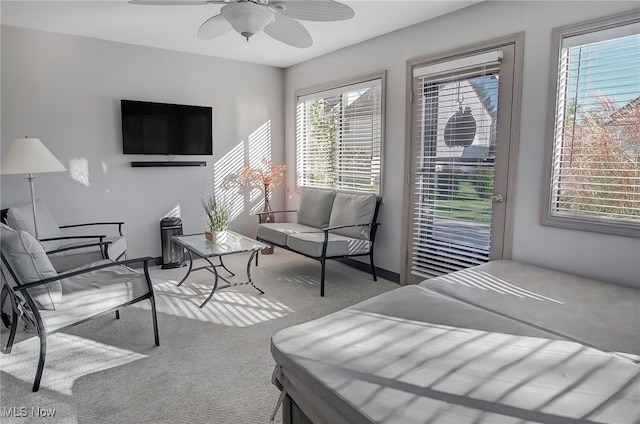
[248,121,272,168]
[205,120,274,221]
[69,158,90,187]
[247,121,273,215]
[160,204,182,221]
[207,143,245,221]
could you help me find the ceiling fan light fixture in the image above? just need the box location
[221,2,275,41]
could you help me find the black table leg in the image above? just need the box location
[247,250,264,295]
[199,256,220,308]
[176,248,265,307]
[176,251,194,287]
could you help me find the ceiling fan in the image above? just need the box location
[129,0,355,48]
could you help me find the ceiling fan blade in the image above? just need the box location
[264,12,313,48]
[198,14,233,39]
[274,0,354,22]
[129,1,221,5]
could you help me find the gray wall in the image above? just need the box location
[1,25,285,259]
[284,1,640,288]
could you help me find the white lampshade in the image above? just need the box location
[0,137,67,175]
[222,2,274,41]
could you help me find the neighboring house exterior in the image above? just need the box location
[436,78,496,160]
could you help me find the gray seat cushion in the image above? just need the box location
[257,223,319,246]
[297,188,336,229]
[0,223,61,311]
[328,192,377,239]
[38,259,151,333]
[286,232,372,258]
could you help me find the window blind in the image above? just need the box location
[550,25,640,229]
[411,53,501,278]
[296,77,383,194]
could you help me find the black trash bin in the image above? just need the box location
[160,217,185,269]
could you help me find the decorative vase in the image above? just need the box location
[261,183,275,255]
[205,230,228,244]
[213,230,228,244]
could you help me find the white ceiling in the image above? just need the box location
[1,0,482,68]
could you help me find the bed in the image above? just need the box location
[270,260,640,424]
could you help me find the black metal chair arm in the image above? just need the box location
[46,240,112,255]
[59,222,124,236]
[40,235,107,243]
[13,256,153,292]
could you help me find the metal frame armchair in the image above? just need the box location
[0,223,159,392]
[2,200,127,272]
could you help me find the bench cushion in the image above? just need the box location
[297,188,336,229]
[286,232,372,258]
[328,192,377,239]
[257,223,319,247]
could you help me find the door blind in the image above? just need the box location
[550,25,640,227]
[411,53,502,278]
[296,77,382,194]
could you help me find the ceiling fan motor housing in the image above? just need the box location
[221,2,275,40]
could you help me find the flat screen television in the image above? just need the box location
[121,100,213,155]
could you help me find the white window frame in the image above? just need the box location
[541,11,640,238]
[295,72,386,195]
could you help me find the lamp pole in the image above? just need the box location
[27,172,40,239]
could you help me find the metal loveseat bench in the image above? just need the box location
[256,187,381,296]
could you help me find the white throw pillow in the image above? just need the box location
[0,227,61,311]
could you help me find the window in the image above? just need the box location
[543,12,640,237]
[295,73,384,194]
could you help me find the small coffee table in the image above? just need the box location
[171,231,269,308]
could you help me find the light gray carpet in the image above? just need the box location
[0,249,399,423]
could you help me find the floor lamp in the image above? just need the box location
[0,137,67,239]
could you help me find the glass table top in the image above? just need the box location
[172,231,268,258]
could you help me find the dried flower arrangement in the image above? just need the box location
[237,158,287,197]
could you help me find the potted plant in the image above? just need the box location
[202,197,230,243]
